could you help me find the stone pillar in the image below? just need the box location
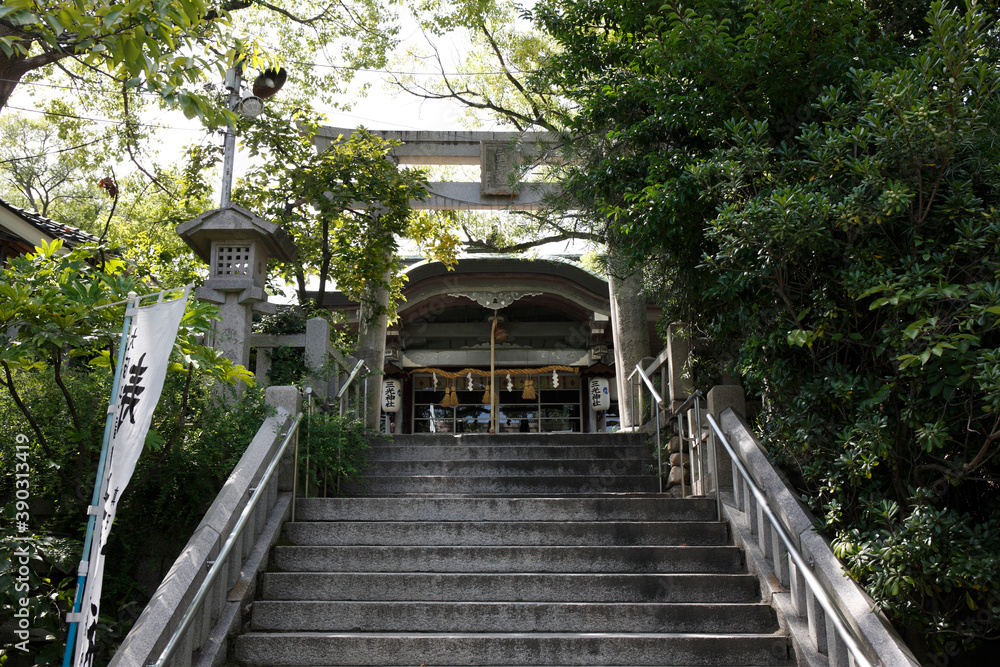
[216,292,254,369]
[265,385,302,492]
[356,272,391,430]
[667,322,694,409]
[706,385,745,492]
[255,348,272,386]
[608,267,650,429]
[304,317,330,399]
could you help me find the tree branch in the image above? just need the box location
[390,31,555,132]
[52,347,82,433]
[478,22,548,128]
[120,87,177,197]
[1,360,83,503]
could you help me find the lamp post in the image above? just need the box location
[218,64,286,207]
[219,67,242,207]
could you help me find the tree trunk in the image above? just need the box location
[607,254,650,430]
[356,265,391,431]
[0,29,67,114]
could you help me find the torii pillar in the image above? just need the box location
[177,205,298,394]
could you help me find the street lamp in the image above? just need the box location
[219,66,287,207]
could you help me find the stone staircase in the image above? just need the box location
[234,432,792,666]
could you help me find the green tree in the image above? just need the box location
[0,240,252,507]
[0,102,108,222]
[0,0,400,120]
[529,0,1000,657]
[0,240,255,661]
[398,0,564,132]
[234,107,459,317]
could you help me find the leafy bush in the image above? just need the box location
[0,241,258,662]
[537,0,1000,658]
[300,408,372,496]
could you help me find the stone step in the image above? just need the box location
[250,600,778,633]
[384,433,649,448]
[271,545,745,573]
[234,631,791,666]
[238,426,789,667]
[366,458,649,477]
[283,520,729,547]
[354,474,660,494]
[293,496,718,522]
[261,572,761,603]
[369,444,652,461]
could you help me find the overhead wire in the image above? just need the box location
[0,137,105,166]
[3,104,209,132]
[1,57,540,158]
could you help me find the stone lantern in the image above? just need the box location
[177,205,297,370]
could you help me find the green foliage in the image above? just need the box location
[0,0,402,121]
[0,525,79,666]
[832,493,1000,645]
[401,0,563,131]
[0,240,259,659]
[0,107,217,290]
[256,309,310,336]
[266,346,306,387]
[233,106,456,319]
[0,0,248,121]
[0,101,108,222]
[300,409,371,496]
[534,0,1000,656]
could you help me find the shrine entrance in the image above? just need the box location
[370,257,629,434]
[308,126,658,431]
[410,369,582,434]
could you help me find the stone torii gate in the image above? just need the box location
[314,127,562,210]
[313,127,651,429]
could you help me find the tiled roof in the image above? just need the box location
[0,198,101,248]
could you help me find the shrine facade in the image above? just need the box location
[316,255,661,434]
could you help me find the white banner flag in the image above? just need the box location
[74,291,188,667]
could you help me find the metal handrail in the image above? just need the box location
[629,365,712,500]
[147,412,303,667]
[628,363,664,492]
[336,358,370,426]
[670,389,703,417]
[337,358,367,400]
[669,390,709,502]
[629,364,665,409]
[705,413,874,667]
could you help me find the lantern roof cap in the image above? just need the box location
[176,204,297,264]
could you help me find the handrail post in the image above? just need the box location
[709,424,722,521]
[654,394,662,493]
[290,418,299,523]
[628,376,636,430]
[678,412,686,497]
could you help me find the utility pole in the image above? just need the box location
[220,67,242,207]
